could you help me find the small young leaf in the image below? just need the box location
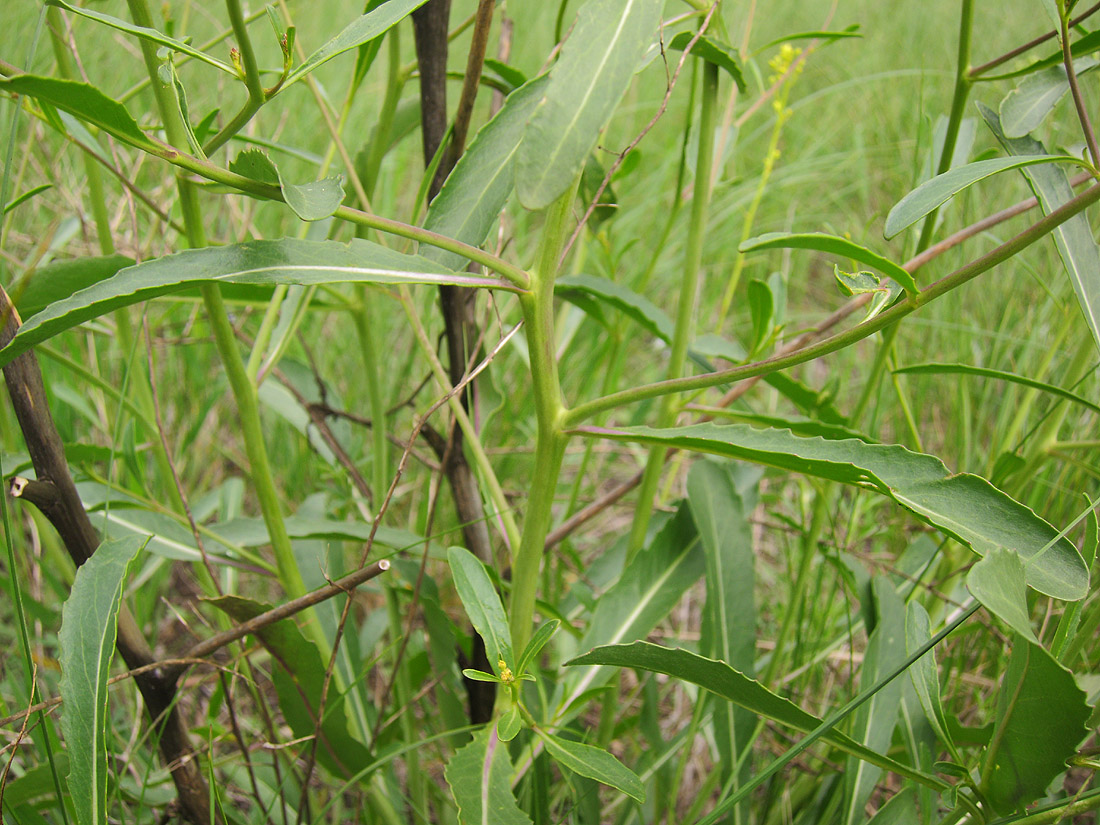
[448,547,513,675]
[747,278,774,356]
[516,619,560,678]
[59,536,146,825]
[496,707,523,742]
[966,547,1039,643]
[446,727,532,825]
[667,31,747,90]
[229,148,344,221]
[536,731,645,802]
[462,669,501,683]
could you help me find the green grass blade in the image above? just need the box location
[535,730,645,803]
[739,232,917,294]
[59,536,145,825]
[884,155,1084,240]
[516,0,663,210]
[572,423,1088,600]
[448,547,514,673]
[893,362,1100,415]
[905,603,959,761]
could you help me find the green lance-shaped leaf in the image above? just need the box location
[0,76,160,154]
[967,547,1039,643]
[229,149,344,222]
[59,535,146,825]
[565,641,941,784]
[556,273,675,343]
[282,0,432,90]
[0,239,517,369]
[571,423,1088,600]
[905,602,959,761]
[980,636,1090,815]
[423,76,548,271]
[894,362,1100,416]
[446,726,532,825]
[740,232,917,295]
[979,103,1100,355]
[14,255,134,317]
[448,547,513,675]
[999,57,1100,138]
[207,595,371,779]
[516,0,663,210]
[535,730,645,802]
[667,31,747,90]
[884,154,1085,240]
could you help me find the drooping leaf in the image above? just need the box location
[556,273,675,343]
[966,547,1039,643]
[572,423,1088,600]
[446,726,532,825]
[905,602,958,760]
[282,0,432,90]
[536,730,645,802]
[884,155,1084,240]
[0,76,159,154]
[894,362,1100,416]
[229,148,344,221]
[667,31,746,90]
[999,57,1100,138]
[979,103,1100,355]
[755,25,861,51]
[517,0,663,210]
[59,536,145,825]
[980,637,1090,815]
[565,641,941,783]
[0,239,517,369]
[740,232,918,295]
[207,595,372,779]
[448,547,513,674]
[423,76,548,271]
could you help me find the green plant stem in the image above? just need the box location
[627,61,718,557]
[916,0,973,253]
[565,181,1100,425]
[202,0,267,156]
[508,179,577,656]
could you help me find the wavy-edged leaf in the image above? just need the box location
[0,239,516,369]
[230,148,344,222]
[0,76,159,153]
[740,232,917,294]
[999,57,1100,138]
[207,595,371,779]
[556,273,674,342]
[979,103,1100,354]
[668,31,746,90]
[446,726,532,825]
[884,155,1083,240]
[423,76,548,270]
[565,641,941,783]
[59,536,145,825]
[980,637,1090,815]
[516,0,663,210]
[894,362,1100,415]
[967,547,1038,643]
[572,423,1088,600]
[536,731,645,802]
[44,0,233,74]
[282,0,432,90]
[691,408,869,441]
[905,602,958,760]
[448,547,513,674]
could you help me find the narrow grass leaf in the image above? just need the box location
[283,0,432,90]
[536,731,645,802]
[966,547,1039,643]
[423,77,548,271]
[448,547,513,673]
[207,595,372,779]
[516,0,663,210]
[894,362,1100,415]
[667,32,746,90]
[0,239,516,369]
[979,103,1100,354]
[556,274,674,343]
[0,76,159,154]
[44,0,234,74]
[740,232,917,294]
[980,637,1090,815]
[905,602,958,759]
[3,183,52,214]
[999,58,1100,138]
[884,155,1084,240]
[573,423,1088,600]
[565,642,938,782]
[445,726,532,825]
[59,535,145,825]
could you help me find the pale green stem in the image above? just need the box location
[202,0,267,156]
[508,178,577,656]
[628,62,719,556]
